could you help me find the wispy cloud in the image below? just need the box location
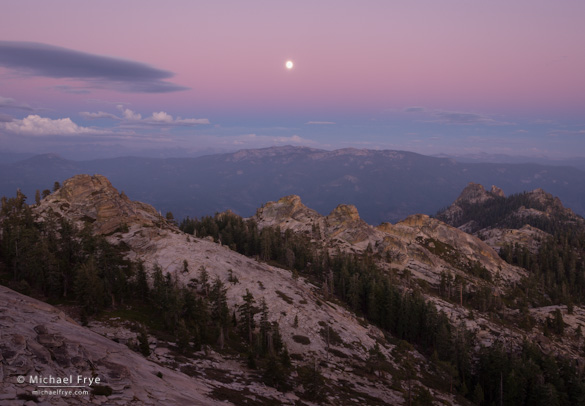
[0,113,14,122]
[0,41,188,93]
[401,106,514,126]
[52,85,91,95]
[306,121,335,125]
[145,111,209,126]
[403,106,426,113]
[0,96,34,111]
[431,111,514,126]
[547,129,585,137]
[80,106,210,127]
[0,114,108,136]
[80,111,119,120]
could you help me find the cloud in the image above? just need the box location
[429,111,514,126]
[306,121,335,125]
[151,111,173,123]
[0,41,188,93]
[0,96,34,111]
[144,113,209,126]
[117,106,142,121]
[404,107,426,113]
[52,85,91,95]
[547,129,585,137]
[0,114,107,136]
[81,106,210,127]
[0,113,14,122]
[80,111,120,120]
[147,111,209,125]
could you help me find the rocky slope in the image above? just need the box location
[3,174,585,405]
[0,285,224,406]
[4,175,435,405]
[436,182,585,253]
[35,174,167,235]
[256,195,525,286]
[254,191,585,380]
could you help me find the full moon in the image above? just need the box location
[285,60,293,69]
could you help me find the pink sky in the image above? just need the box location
[1,0,584,158]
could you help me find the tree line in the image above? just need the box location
[2,190,584,404]
[0,191,293,391]
[181,212,585,405]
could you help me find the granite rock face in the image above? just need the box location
[21,175,412,406]
[36,174,168,235]
[437,182,585,253]
[0,285,222,406]
[7,174,582,405]
[256,195,525,286]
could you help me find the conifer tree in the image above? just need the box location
[239,289,256,344]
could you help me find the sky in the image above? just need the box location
[1,0,584,160]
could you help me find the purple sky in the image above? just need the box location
[1,0,584,159]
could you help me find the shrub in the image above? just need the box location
[292,335,311,345]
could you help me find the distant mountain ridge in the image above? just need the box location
[433,152,585,171]
[1,146,584,224]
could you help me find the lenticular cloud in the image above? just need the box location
[0,41,189,93]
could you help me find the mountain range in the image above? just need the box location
[1,146,584,224]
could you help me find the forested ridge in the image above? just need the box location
[436,191,579,234]
[0,191,295,395]
[1,184,584,405]
[180,212,585,405]
[437,189,585,308]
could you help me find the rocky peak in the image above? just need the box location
[397,213,431,228]
[58,174,117,202]
[254,194,321,232]
[437,183,506,229]
[490,185,505,197]
[277,194,303,208]
[455,183,500,205]
[525,188,558,207]
[326,204,361,224]
[37,174,166,235]
[255,197,381,247]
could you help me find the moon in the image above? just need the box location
[285,60,293,70]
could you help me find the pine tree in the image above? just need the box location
[134,261,149,301]
[239,289,256,344]
[198,266,210,296]
[137,325,150,356]
[210,277,230,329]
[259,298,271,354]
[75,257,105,316]
[176,320,191,353]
